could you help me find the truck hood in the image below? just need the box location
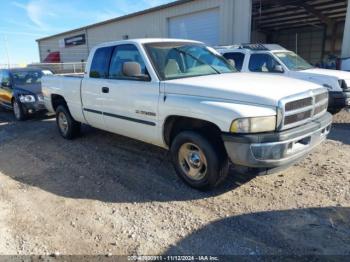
[289,68,350,91]
[164,73,323,107]
[302,68,350,80]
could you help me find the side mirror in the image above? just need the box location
[123,62,150,81]
[274,65,284,73]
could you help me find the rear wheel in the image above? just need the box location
[170,131,229,190]
[13,100,27,121]
[56,105,81,139]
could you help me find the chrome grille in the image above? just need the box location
[315,93,328,103]
[314,102,328,116]
[279,88,329,130]
[285,97,312,111]
[284,110,312,125]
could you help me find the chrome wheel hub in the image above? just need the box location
[58,112,68,135]
[178,143,207,181]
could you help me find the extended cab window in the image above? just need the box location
[90,46,113,78]
[108,44,148,80]
[223,52,245,71]
[249,53,282,73]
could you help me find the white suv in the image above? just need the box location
[216,44,350,114]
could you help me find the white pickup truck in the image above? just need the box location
[42,39,332,190]
[216,44,350,114]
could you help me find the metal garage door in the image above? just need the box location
[168,9,220,46]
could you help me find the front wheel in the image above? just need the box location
[13,100,27,121]
[56,105,81,139]
[170,131,229,190]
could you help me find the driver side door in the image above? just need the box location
[101,44,160,144]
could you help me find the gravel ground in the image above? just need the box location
[0,108,349,256]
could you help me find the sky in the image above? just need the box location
[0,0,175,64]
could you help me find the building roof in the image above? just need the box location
[36,0,194,42]
[252,0,348,31]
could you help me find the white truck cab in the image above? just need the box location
[42,39,332,190]
[216,44,350,114]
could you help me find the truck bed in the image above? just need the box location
[42,74,85,123]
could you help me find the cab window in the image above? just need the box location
[222,52,245,71]
[90,46,114,79]
[108,44,148,80]
[248,53,282,73]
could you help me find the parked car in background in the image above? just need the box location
[42,39,331,190]
[0,68,52,120]
[216,44,350,114]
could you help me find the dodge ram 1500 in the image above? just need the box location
[42,39,332,190]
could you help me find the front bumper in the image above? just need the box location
[222,112,332,168]
[328,91,350,110]
[22,101,47,114]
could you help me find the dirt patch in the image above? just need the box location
[0,109,349,255]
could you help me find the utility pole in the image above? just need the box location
[4,35,10,69]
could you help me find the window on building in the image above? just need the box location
[248,53,282,73]
[222,52,245,71]
[90,47,114,78]
[108,44,147,80]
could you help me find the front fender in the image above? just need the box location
[160,94,277,132]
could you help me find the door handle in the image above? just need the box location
[102,87,109,93]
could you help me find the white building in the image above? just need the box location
[37,0,350,66]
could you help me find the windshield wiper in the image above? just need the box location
[173,48,221,74]
[294,66,312,70]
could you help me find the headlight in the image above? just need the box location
[19,95,36,103]
[230,116,276,133]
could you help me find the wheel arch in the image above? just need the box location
[51,94,67,112]
[163,115,225,151]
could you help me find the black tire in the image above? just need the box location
[170,131,229,190]
[13,99,27,121]
[56,105,81,139]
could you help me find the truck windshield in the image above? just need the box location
[11,70,44,85]
[275,52,313,71]
[144,42,236,80]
